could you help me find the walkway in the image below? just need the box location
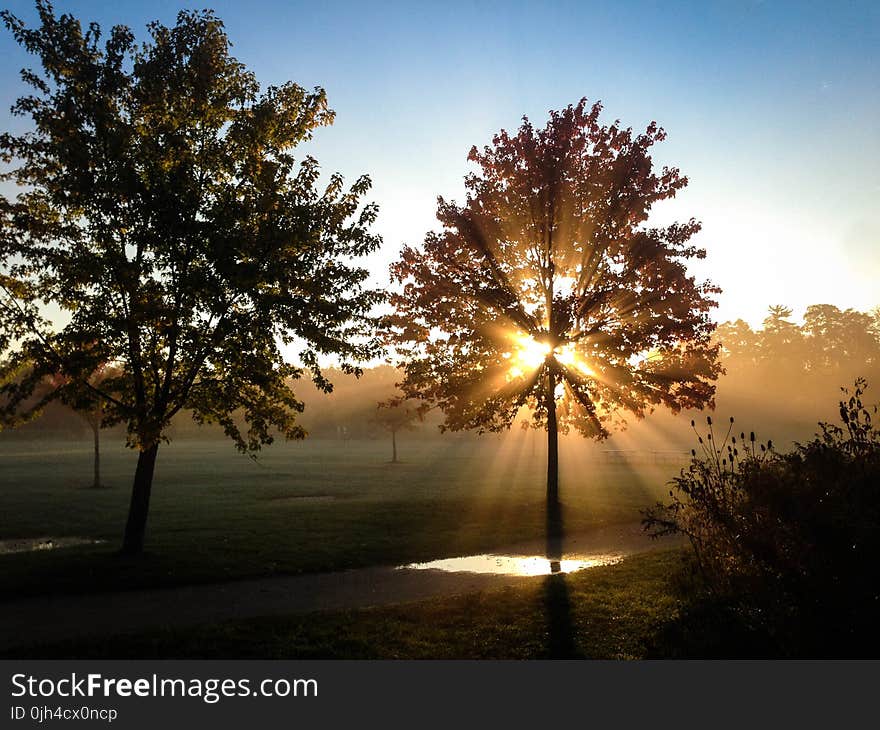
[0,523,680,652]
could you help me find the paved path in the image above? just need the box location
[0,524,680,652]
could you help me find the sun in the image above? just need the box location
[505,333,596,380]
[511,334,553,371]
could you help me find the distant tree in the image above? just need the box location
[714,319,759,370]
[0,3,382,553]
[709,304,880,442]
[50,362,121,488]
[388,100,720,530]
[374,397,422,463]
[802,304,879,376]
[760,305,804,368]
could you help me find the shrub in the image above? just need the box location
[644,378,880,656]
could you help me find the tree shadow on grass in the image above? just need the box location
[543,498,583,658]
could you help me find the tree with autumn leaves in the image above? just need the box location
[388,100,721,534]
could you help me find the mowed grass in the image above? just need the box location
[0,433,681,598]
[8,549,686,659]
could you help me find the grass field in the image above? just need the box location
[0,432,681,598]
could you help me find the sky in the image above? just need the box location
[0,0,877,327]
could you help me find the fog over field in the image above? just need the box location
[7,303,877,457]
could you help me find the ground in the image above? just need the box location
[0,435,681,597]
[5,550,688,659]
[0,434,694,659]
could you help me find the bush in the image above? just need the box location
[644,378,880,656]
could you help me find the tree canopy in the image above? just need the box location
[716,304,880,379]
[0,2,382,551]
[388,100,721,445]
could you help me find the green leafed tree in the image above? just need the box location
[0,2,382,553]
[387,100,721,538]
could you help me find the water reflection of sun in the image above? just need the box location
[403,552,623,576]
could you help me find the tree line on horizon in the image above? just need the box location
[6,303,879,448]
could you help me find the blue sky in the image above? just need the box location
[1,0,878,325]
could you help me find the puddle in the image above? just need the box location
[0,537,106,555]
[399,552,624,576]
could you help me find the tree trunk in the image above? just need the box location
[391,429,398,463]
[121,443,160,555]
[546,367,559,504]
[546,367,562,569]
[92,422,101,489]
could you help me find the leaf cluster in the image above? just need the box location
[0,2,383,451]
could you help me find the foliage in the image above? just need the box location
[388,99,720,439]
[373,396,423,434]
[0,2,382,452]
[0,2,382,550]
[716,304,880,379]
[644,378,880,655]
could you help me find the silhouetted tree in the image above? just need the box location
[51,363,121,488]
[802,304,878,376]
[760,305,804,368]
[714,319,759,370]
[0,3,382,553]
[388,100,720,526]
[374,397,421,462]
[720,305,879,388]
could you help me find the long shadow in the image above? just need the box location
[543,498,581,658]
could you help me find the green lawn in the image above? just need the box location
[7,549,690,659]
[0,435,680,598]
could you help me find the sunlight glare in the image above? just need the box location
[556,344,596,377]
[507,334,596,379]
[511,334,552,371]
